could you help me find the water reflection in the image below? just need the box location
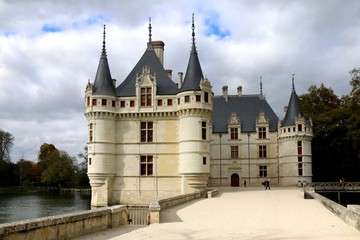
[0,192,91,224]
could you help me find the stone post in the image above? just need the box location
[148,201,161,224]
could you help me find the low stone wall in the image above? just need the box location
[207,189,219,198]
[149,191,204,224]
[304,187,360,231]
[0,205,128,240]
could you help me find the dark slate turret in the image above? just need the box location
[282,75,304,126]
[93,25,116,96]
[180,14,204,93]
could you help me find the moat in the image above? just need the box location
[0,191,91,224]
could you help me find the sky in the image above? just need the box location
[0,0,359,163]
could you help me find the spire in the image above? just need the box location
[260,76,263,96]
[181,14,204,92]
[101,24,107,58]
[93,25,116,96]
[282,74,304,126]
[148,17,152,46]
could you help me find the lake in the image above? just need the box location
[0,192,91,224]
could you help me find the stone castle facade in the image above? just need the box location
[85,19,313,207]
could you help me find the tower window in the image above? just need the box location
[258,127,266,139]
[167,99,173,106]
[203,157,207,165]
[259,165,267,177]
[130,100,135,107]
[141,122,153,142]
[120,101,125,107]
[140,156,153,176]
[140,87,152,106]
[89,124,93,142]
[298,163,303,176]
[88,158,92,165]
[231,146,239,159]
[196,95,201,102]
[204,92,209,103]
[185,95,190,103]
[101,99,107,106]
[298,124,302,132]
[259,145,267,158]
[298,141,302,155]
[157,99,163,106]
[112,100,116,107]
[230,128,238,140]
[202,121,207,140]
[87,96,90,106]
[92,99,97,106]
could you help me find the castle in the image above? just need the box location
[85,18,313,207]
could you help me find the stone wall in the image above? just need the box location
[0,205,128,240]
[304,187,360,231]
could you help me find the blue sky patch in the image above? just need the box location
[85,14,111,25]
[42,24,62,33]
[204,16,231,39]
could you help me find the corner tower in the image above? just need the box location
[177,15,213,193]
[278,75,313,186]
[85,25,117,207]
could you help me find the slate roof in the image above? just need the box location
[212,95,279,133]
[180,43,204,92]
[93,27,116,96]
[116,44,178,97]
[282,89,304,127]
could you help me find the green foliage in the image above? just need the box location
[300,74,360,181]
[0,129,14,162]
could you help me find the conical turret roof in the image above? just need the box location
[282,75,304,126]
[93,25,116,96]
[180,14,204,93]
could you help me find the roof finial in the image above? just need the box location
[292,73,295,90]
[101,24,107,58]
[260,76,263,96]
[148,17,152,45]
[191,13,196,51]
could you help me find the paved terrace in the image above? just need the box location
[75,187,360,240]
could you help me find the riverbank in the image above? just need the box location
[0,186,90,193]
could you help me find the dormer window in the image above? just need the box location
[258,127,266,139]
[140,87,152,106]
[230,128,238,140]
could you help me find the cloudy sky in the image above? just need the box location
[1,0,359,163]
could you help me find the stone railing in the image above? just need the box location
[310,182,360,191]
[0,205,128,240]
[149,191,204,224]
[304,187,360,231]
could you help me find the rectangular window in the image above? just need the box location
[140,156,153,176]
[204,92,209,103]
[120,101,125,107]
[92,99,97,106]
[196,95,201,102]
[231,146,239,159]
[88,158,92,165]
[141,122,153,142]
[178,98,180,105]
[89,124,93,142]
[167,99,173,106]
[230,128,238,140]
[259,145,267,158]
[298,163,303,176]
[140,87,152,106]
[298,124,302,132]
[101,99,107,106]
[112,100,116,107]
[298,141,302,155]
[87,96,90,106]
[298,156,302,162]
[202,121,207,140]
[157,99,162,106]
[259,166,267,177]
[185,95,190,103]
[203,157,207,165]
[258,127,266,139]
[130,100,135,107]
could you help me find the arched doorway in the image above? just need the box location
[231,173,240,187]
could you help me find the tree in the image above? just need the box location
[15,159,34,186]
[77,146,89,187]
[0,129,14,162]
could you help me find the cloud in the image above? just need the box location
[0,0,359,163]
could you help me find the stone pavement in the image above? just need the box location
[74,187,360,240]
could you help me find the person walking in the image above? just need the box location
[244,180,247,188]
[265,179,270,190]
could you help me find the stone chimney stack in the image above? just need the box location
[152,41,165,66]
[178,72,183,89]
[222,85,228,102]
[166,69,172,79]
[237,85,242,96]
[283,106,288,117]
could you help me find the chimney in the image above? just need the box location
[222,85,228,102]
[178,72,183,89]
[166,69,172,79]
[283,106,288,117]
[237,85,242,96]
[152,41,165,66]
[112,79,116,87]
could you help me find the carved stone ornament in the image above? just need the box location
[228,112,241,125]
[136,66,156,85]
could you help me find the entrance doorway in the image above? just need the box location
[231,173,240,187]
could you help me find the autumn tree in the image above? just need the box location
[0,129,14,162]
